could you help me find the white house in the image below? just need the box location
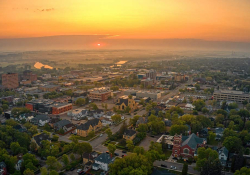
[92,153,115,171]
[31,115,49,126]
[15,160,23,170]
[218,147,229,167]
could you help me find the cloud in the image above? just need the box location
[12,7,54,12]
[36,8,54,12]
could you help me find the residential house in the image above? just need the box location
[215,127,224,141]
[48,117,60,128]
[99,117,113,125]
[76,119,102,137]
[15,160,23,171]
[218,147,229,167]
[63,123,75,132]
[156,135,174,149]
[31,115,49,126]
[82,151,99,164]
[92,153,115,171]
[172,133,207,158]
[13,124,27,132]
[19,113,35,121]
[93,109,104,118]
[123,129,137,141]
[53,119,71,130]
[0,162,7,175]
[115,95,138,112]
[136,117,148,127]
[199,128,209,137]
[31,133,50,148]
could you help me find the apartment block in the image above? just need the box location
[213,90,250,103]
[2,73,19,89]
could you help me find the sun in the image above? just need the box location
[97,43,101,46]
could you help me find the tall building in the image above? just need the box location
[213,90,250,103]
[2,73,19,89]
[23,70,37,82]
[88,88,111,102]
[146,69,156,83]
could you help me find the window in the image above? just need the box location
[183,148,189,154]
[175,150,177,153]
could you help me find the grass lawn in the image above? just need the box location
[70,134,96,141]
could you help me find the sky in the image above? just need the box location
[1,0,250,42]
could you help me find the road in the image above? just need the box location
[154,160,199,175]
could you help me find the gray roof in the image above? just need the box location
[181,133,206,149]
[31,115,49,122]
[54,119,71,129]
[77,119,101,131]
[95,153,114,164]
[215,127,224,134]
[124,129,136,136]
[218,147,229,156]
[33,133,50,147]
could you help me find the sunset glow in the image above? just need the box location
[1,0,250,41]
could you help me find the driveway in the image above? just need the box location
[139,135,159,150]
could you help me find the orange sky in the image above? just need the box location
[1,0,250,41]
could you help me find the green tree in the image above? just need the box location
[130,115,141,126]
[61,154,69,166]
[2,104,9,111]
[105,128,112,138]
[23,168,34,175]
[182,162,188,175]
[234,167,250,175]
[202,107,209,114]
[208,131,216,144]
[133,146,145,155]
[107,144,116,155]
[70,153,75,161]
[126,140,134,151]
[49,170,58,175]
[6,119,18,126]
[89,103,98,110]
[136,124,148,132]
[88,131,95,138]
[223,136,242,153]
[111,114,122,124]
[52,135,59,142]
[75,98,85,106]
[10,142,21,155]
[169,125,188,135]
[46,156,62,171]
[192,99,205,111]
[74,142,92,158]
[40,167,48,175]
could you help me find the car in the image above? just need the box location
[106,151,109,154]
[122,150,127,153]
[161,164,167,168]
[170,166,177,170]
[172,157,178,160]
[52,133,55,135]
[77,169,82,173]
[79,172,85,175]
[100,134,103,137]
[114,153,119,156]
[41,157,47,160]
[70,167,75,171]
[150,135,155,138]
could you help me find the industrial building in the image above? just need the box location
[213,90,250,103]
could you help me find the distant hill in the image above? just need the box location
[0,35,250,52]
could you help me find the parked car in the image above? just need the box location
[122,150,127,153]
[161,164,167,168]
[106,151,109,154]
[170,166,177,170]
[100,134,103,137]
[77,169,82,173]
[70,167,75,171]
[114,153,119,156]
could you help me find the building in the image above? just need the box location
[146,69,156,83]
[23,70,37,82]
[51,103,72,115]
[141,79,154,87]
[76,119,102,137]
[39,85,59,92]
[0,162,7,175]
[92,153,115,171]
[218,147,229,167]
[53,119,71,130]
[115,95,138,112]
[172,133,206,158]
[82,151,98,164]
[31,133,50,148]
[88,88,111,102]
[42,74,52,79]
[30,115,50,126]
[123,129,136,141]
[136,91,161,100]
[2,73,19,89]
[174,74,186,82]
[213,90,250,103]
[136,117,148,127]
[156,135,174,149]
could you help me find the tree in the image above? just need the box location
[229,102,238,109]
[23,168,34,175]
[215,114,225,124]
[223,136,242,153]
[40,167,48,175]
[130,115,141,126]
[46,156,62,171]
[111,114,122,124]
[2,104,9,111]
[28,126,38,135]
[182,162,188,175]
[10,142,21,155]
[109,153,152,175]
[88,131,95,138]
[89,103,98,110]
[137,124,148,132]
[195,147,221,174]
[61,154,69,166]
[107,144,116,156]
[75,98,85,106]
[124,106,131,113]
[52,135,59,142]
[128,95,132,99]
[0,107,3,114]
[208,131,216,144]
[126,140,134,151]
[202,108,209,114]
[105,128,112,138]
[23,153,39,168]
[234,167,250,175]
[133,146,145,155]
[192,99,205,111]
[74,142,92,158]
[242,100,248,109]
[49,170,58,175]
[5,119,18,126]
[70,153,75,161]
[169,125,188,135]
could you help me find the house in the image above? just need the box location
[13,124,27,132]
[199,128,208,137]
[115,95,138,112]
[136,117,148,127]
[218,147,229,167]
[76,119,102,137]
[93,109,104,118]
[63,123,75,132]
[31,133,50,148]
[156,135,174,149]
[19,113,35,121]
[215,127,224,141]
[0,162,7,175]
[99,117,113,125]
[123,129,137,141]
[31,115,49,126]
[82,151,99,164]
[172,133,207,158]
[92,153,115,171]
[53,119,71,130]
[164,119,172,127]
[48,117,60,128]
[15,160,23,171]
